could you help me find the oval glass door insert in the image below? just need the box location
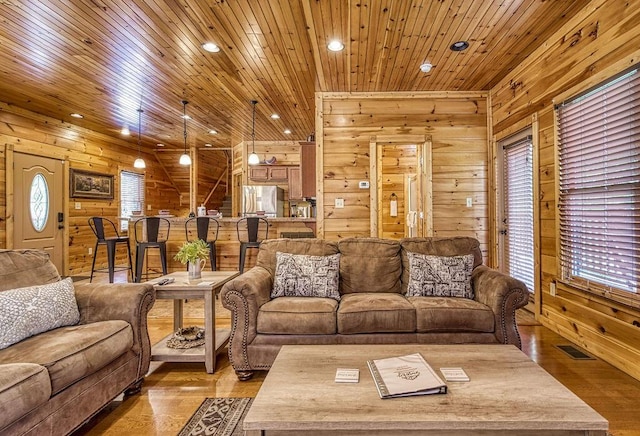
[30,173,49,231]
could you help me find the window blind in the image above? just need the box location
[120,171,145,231]
[556,68,640,295]
[503,136,534,293]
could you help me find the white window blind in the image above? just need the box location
[556,67,640,296]
[120,171,145,231]
[503,136,534,293]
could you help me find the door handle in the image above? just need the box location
[57,212,64,229]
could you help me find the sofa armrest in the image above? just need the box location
[220,267,273,371]
[471,265,529,348]
[73,283,156,379]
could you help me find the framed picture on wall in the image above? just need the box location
[70,169,114,199]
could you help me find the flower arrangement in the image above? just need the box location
[174,239,210,264]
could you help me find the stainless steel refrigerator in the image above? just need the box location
[242,185,284,217]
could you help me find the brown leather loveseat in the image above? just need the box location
[0,249,155,435]
[221,237,529,381]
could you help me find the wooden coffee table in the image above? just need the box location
[244,344,608,435]
[147,271,238,373]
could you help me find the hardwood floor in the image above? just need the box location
[74,273,640,435]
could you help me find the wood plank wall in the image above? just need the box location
[490,0,640,380]
[0,103,227,276]
[318,93,490,256]
[0,144,5,246]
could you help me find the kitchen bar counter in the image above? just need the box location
[128,216,315,277]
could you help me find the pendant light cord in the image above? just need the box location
[251,100,258,153]
[182,100,189,153]
[137,108,143,152]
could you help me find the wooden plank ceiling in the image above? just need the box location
[0,0,585,151]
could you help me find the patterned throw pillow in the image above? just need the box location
[406,252,475,299]
[0,277,80,350]
[271,252,341,300]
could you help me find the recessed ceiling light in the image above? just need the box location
[70,113,84,118]
[182,114,191,120]
[450,41,469,51]
[157,143,165,147]
[284,129,292,134]
[202,42,220,53]
[121,124,130,135]
[420,62,433,73]
[327,40,344,52]
[208,129,218,134]
[205,143,212,147]
[270,113,280,119]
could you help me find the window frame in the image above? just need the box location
[120,170,145,232]
[555,66,640,305]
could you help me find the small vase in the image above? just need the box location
[188,259,205,281]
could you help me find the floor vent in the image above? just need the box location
[556,344,595,360]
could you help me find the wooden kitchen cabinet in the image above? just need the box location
[249,165,290,182]
[288,167,302,200]
[300,142,316,198]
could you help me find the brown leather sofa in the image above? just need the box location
[0,249,156,435]
[221,237,529,381]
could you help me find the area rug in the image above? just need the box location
[178,397,253,436]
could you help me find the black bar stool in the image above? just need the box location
[88,217,133,283]
[237,217,268,273]
[134,217,170,282]
[185,216,220,271]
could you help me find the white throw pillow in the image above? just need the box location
[0,278,80,350]
[406,252,475,299]
[271,252,341,300]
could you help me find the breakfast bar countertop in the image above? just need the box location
[124,215,316,273]
[123,216,315,223]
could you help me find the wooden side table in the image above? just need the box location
[147,271,239,373]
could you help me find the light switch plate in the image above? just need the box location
[74,202,81,210]
[335,198,345,208]
[466,197,473,207]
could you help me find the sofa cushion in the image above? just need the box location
[337,293,416,334]
[400,237,483,294]
[406,252,474,299]
[0,320,133,395]
[0,249,60,292]
[337,238,402,294]
[257,239,339,277]
[271,252,341,300]
[0,277,80,350]
[258,297,338,335]
[408,296,495,333]
[0,363,51,431]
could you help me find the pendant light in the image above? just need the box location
[133,107,146,169]
[248,100,260,165]
[179,100,192,165]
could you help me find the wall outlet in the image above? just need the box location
[335,198,345,208]
[75,202,81,210]
[550,282,557,296]
[359,181,370,189]
[88,247,93,255]
[466,197,473,207]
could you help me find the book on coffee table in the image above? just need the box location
[367,353,447,399]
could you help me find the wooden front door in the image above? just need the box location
[13,153,65,272]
